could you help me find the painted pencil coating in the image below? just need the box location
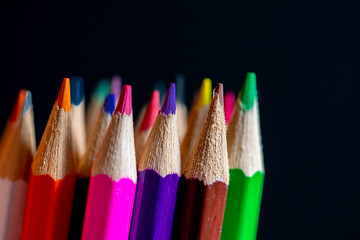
[130,83,181,240]
[131,170,179,240]
[82,175,136,240]
[21,173,75,240]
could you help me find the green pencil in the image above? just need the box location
[221,72,265,240]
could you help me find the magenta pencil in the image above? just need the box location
[82,85,137,240]
[224,90,235,125]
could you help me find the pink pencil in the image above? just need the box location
[82,85,137,240]
[224,90,235,125]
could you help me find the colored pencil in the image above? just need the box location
[179,83,229,240]
[86,78,111,138]
[70,76,86,165]
[21,78,76,240]
[176,73,188,142]
[0,90,35,240]
[82,85,137,240]
[68,94,116,239]
[224,90,235,125]
[221,73,264,240]
[111,75,122,103]
[180,78,212,171]
[134,103,147,134]
[134,90,160,164]
[130,83,181,240]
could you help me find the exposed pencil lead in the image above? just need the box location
[94,78,111,102]
[176,73,185,103]
[141,90,160,131]
[239,72,257,111]
[23,91,32,114]
[115,85,132,115]
[214,83,224,107]
[195,78,212,110]
[103,94,116,115]
[70,76,84,106]
[56,78,71,111]
[111,75,122,100]
[161,83,176,115]
[9,89,27,123]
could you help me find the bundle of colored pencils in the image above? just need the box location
[0,72,264,240]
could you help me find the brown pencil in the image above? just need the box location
[179,83,229,240]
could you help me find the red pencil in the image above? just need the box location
[21,78,76,240]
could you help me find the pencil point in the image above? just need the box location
[141,90,160,131]
[161,83,176,115]
[195,78,212,110]
[239,72,257,111]
[56,78,71,111]
[115,85,132,115]
[10,89,28,123]
[103,94,116,115]
[111,75,122,100]
[214,83,224,107]
[24,91,32,114]
[70,76,84,106]
[176,73,185,103]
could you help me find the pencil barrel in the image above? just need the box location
[82,175,136,240]
[21,172,76,240]
[221,170,264,240]
[180,179,228,240]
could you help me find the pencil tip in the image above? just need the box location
[103,94,116,115]
[195,78,212,110]
[176,73,185,103]
[239,72,257,111]
[115,85,132,115]
[56,78,71,111]
[70,76,84,106]
[111,75,122,100]
[23,91,32,114]
[9,89,28,123]
[214,83,224,107]
[141,90,160,131]
[224,91,235,124]
[161,83,176,115]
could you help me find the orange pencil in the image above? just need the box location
[21,78,76,240]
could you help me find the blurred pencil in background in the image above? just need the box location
[176,73,188,142]
[134,90,159,164]
[21,78,76,240]
[224,90,235,125]
[221,73,264,240]
[82,85,137,239]
[111,75,122,104]
[0,90,36,240]
[180,78,212,171]
[179,84,229,240]
[86,78,111,139]
[130,83,181,240]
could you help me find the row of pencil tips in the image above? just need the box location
[0,72,264,240]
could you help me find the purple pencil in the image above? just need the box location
[130,83,181,240]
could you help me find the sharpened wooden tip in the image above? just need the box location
[9,89,28,123]
[214,83,224,107]
[56,78,71,111]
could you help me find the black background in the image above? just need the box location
[1,1,359,239]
